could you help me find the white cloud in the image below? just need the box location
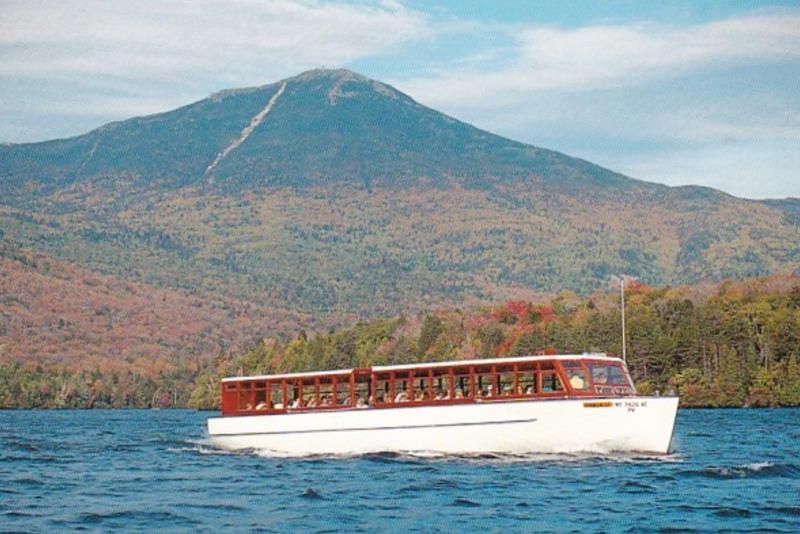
[388,10,800,198]
[396,11,800,109]
[0,0,430,82]
[0,0,432,140]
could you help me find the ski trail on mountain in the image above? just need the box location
[77,139,101,174]
[204,82,286,182]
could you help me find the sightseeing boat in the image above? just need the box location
[207,353,679,455]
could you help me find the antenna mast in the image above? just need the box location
[620,277,627,363]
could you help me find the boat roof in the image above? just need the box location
[221,353,621,383]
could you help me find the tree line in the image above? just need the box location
[189,275,800,409]
[3,275,800,409]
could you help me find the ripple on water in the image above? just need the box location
[2,408,800,533]
[451,497,481,507]
[299,488,326,500]
[618,480,657,494]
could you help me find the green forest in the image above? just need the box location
[5,274,799,409]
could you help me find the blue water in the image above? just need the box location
[1,409,799,533]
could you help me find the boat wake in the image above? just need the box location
[186,440,685,464]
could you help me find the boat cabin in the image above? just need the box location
[220,354,635,416]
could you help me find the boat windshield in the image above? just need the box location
[589,363,628,385]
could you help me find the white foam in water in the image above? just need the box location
[200,446,686,464]
[744,461,774,471]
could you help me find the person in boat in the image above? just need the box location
[321,395,332,407]
[434,389,445,400]
[524,384,534,395]
[415,390,425,402]
[356,396,367,408]
[255,400,269,410]
[569,372,586,390]
[454,388,464,399]
[245,402,254,410]
[594,369,609,384]
[290,397,301,409]
[306,396,318,408]
[395,389,409,402]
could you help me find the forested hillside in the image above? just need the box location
[3,273,798,408]
[187,275,800,410]
[1,69,799,320]
[0,239,312,408]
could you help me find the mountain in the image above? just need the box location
[1,69,639,196]
[1,68,799,331]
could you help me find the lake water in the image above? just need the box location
[1,408,799,533]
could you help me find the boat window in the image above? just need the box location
[374,373,392,404]
[336,379,352,406]
[354,375,370,407]
[239,381,254,410]
[394,376,411,403]
[496,364,516,396]
[540,364,565,393]
[590,363,628,385]
[517,363,537,395]
[225,383,236,391]
[285,380,301,409]
[474,365,494,398]
[562,361,590,391]
[315,377,333,407]
[432,369,452,400]
[300,378,318,408]
[253,381,268,410]
[452,367,472,399]
[271,382,284,409]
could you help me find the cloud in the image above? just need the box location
[396,11,800,109]
[0,0,432,140]
[0,0,430,81]
[387,10,800,198]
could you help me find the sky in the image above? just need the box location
[1,0,798,199]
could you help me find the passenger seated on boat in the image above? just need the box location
[321,396,332,407]
[341,396,351,406]
[454,388,464,399]
[434,389,445,400]
[306,397,318,408]
[395,390,410,402]
[569,373,585,390]
[356,396,367,408]
[290,398,301,409]
[382,392,391,403]
[524,385,534,395]
[594,370,608,384]
[245,402,254,410]
[503,387,513,396]
[255,401,269,410]
[415,390,425,402]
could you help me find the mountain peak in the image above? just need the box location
[1,67,643,194]
[290,67,366,82]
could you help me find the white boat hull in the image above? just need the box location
[208,396,679,456]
